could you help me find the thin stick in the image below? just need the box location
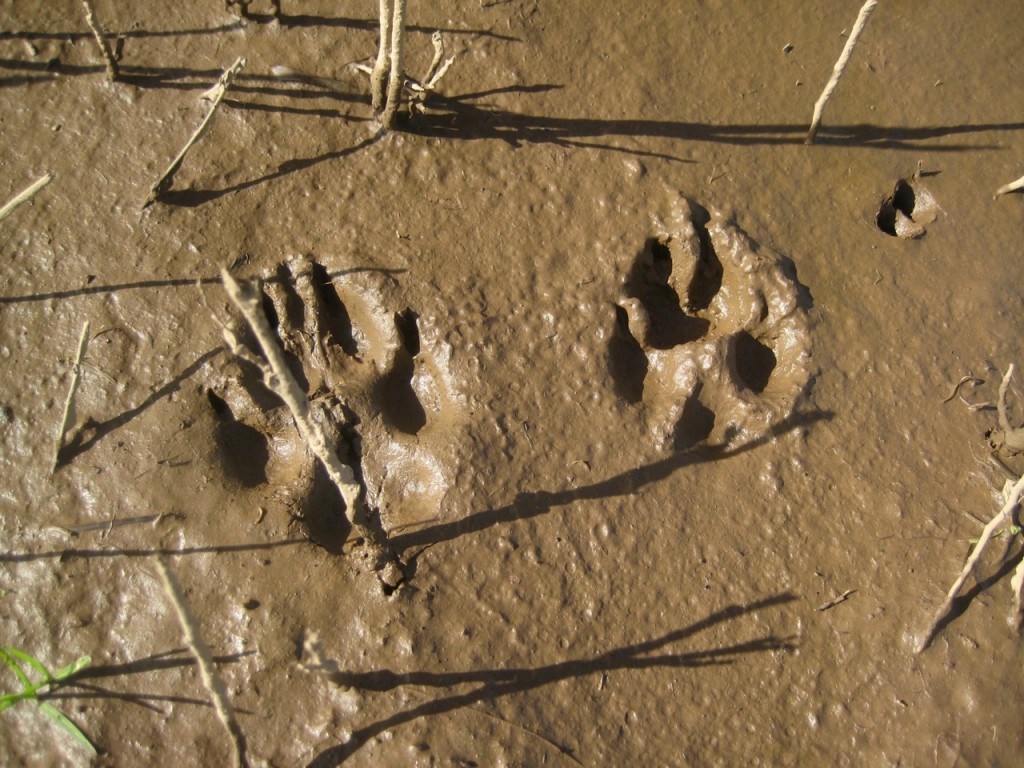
[0,173,52,223]
[920,473,1024,651]
[219,270,393,562]
[815,589,856,612]
[371,0,392,111]
[53,322,90,472]
[81,0,118,81]
[994,173,1024,199]
[997,364,1015,431]
[143,56,246,209]
[805,0,878,145]
[380,0,407,128]
[1012,555,1024,632]
[155,556,249,768]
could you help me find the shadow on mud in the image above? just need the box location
[390,408,834,554]
[46,647,256,714]
[305,593,796,767]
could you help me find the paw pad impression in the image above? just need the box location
[612,195,812,450]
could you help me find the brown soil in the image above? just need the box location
[2,1,1024,765]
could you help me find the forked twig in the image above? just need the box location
[155,556,249,768]
[53,322,90,472]
[143,56,246,208]
[0,173,52,223]
[805,0,878,145]
[80,0,118,81]
[219,270,395,570]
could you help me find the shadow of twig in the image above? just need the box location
[0,538,306,564]
[305,593,797,767]
[0,266,407,305]
[392,409,834,554]
[42,648,254,715]
[55,349,223,468]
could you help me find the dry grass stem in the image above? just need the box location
[381,0,408,128]
[155,556,250,768]
[994,173,1024,198]
[0,173,52,223]
[371,0,393,111]
[805,0,878,145]
[815,589,857,611]
[219,270,393,562]
[921,472,1024,650]
[143,56,246,209]
[997,364,1015,431]
[53,321,90,472]
[1012,554,1024,631]
[80,0,118,81]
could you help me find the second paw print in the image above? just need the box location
[609,194,813,451]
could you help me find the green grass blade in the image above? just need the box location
[0,648,35,691]
[1,647,53,684]
[38,701,97,754]
[52,655,91,682]
[0,693,23,713]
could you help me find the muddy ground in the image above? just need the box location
[1,1,1023,765]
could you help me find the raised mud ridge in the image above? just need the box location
[610,195,813,450]
[208,257,465,548]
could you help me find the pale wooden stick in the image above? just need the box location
[155,556,249,768]
[380,0,407,128]
[921,473,1024,651]
[143,56,246,209]
[371,0,392,111]
[81,0,118,81]
[53,322,90,472]
[0,173,52,223]
[997,364,1015,431]
[995,173,1024,198]
[219,270,394,564]
[1012,556,1024,631]
[805,0,878,145]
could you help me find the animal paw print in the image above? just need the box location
[208,256,464,548]
[609,195,812,450]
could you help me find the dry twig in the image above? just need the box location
[805,0,878,145]
[0,173,52,223]
[219,270,396,571]
[815,589,856,612]
[81,0,118,81]
[922,366,1024,649]
[143,56,246,208]
[381,0,408,128]
[920,473,1024,651]
[994,173,1024,199]
[155,556,249,768]
[53,322,90,472]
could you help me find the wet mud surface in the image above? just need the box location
[1,1,1024,765]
